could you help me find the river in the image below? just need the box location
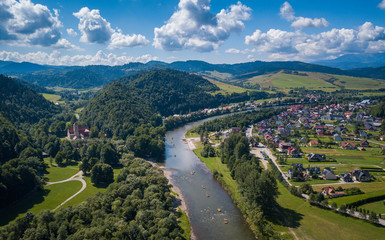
[164,116,255,240]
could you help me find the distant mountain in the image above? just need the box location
[2,59,385,89]
[313,53,385,69]
[347,66,385,80]
[0,60,64,74]
[0,75,59,125]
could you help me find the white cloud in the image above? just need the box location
[53,39,82,50]
[0,0,73,47]
[66,28,78,36]
[225,48,251,54]
[280,2,329,29]
[379,0,385,10]
[0,50,158,66]
[73,7,149,49]
[279,1,295,21]
[153,0,251,52]
[291,17,329,29]
[108,31,149,49]
[73,7,113,44]
[245,22,385,61]
[225,48,241,54]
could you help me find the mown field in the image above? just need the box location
[276,183,385,239]
[0,181,82,226]
[242,71,385,91]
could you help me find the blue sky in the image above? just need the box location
[0,0,385,65]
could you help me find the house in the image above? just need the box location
[340,141,356,150]
[278,142,292,152]
[306,167,321,175]
[333,134,343,141]
[67,122,90,140]
[307,140,319,147]
[360,130,368,138]
[322,186,345,198]
[308,153,326,161]
[292,163,304,172]
[350,169,371,182]
[360,140,370,147]
[288,147,300,158]
[322,168,338,180]
[380,135,385,141]
[340,173,353,182]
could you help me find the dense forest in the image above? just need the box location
[120,69,220,116]
[370,102,385,118]
[0,115,47,208]
[0,156,184,240]
[0,75,59,126]
[219,133,278,237]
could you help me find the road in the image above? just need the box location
[46,171,86,211]
[251,143,292,186]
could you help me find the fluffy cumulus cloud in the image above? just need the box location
[73,7,148,49]
[280,1,329,29]
[245,22,385,61]
[66,28,78,37]
[0,50,158,66]
[108,31,149,49]
[379,0,385,10]
[0,0,74,48]
[153,0,251,52]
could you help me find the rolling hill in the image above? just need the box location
[240,70,385,91]
[1,59,385,90]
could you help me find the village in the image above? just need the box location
[187,99,385,221]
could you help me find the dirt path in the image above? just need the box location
[46,171,87,212]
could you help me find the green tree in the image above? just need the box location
[91,163,114,185]
[55,151,65,166]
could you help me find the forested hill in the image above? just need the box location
[81,69,268,140]
[81,69,220,138]
[0,75,59,125]
[121,69,220,116]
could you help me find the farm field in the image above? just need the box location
[276,183,385,239]
[207,78,250,95]
[41,93,62,103]
[361,200,385,214]
[301,147,385,167]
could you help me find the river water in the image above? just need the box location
[165,116,255,240]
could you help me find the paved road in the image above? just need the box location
[46,171,86,211]
[251,143,292,186]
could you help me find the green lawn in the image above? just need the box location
[276,183,385,239]
[45,164,80,182]
[60,176,107,208]
[361,200,385,214]
[0,181,82,226]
